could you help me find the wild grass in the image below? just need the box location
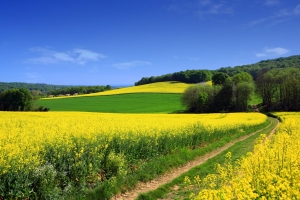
[249,92,262,105]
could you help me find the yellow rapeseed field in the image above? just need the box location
[0,112,267,198]
[86,81,193,95]
[42,81,196,99]
[188,112,300,199]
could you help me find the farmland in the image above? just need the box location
[2,81,299,199]
[44,81,194,97]
[37,81,194,113]
[0,112,268,199]
[36,93,184,113]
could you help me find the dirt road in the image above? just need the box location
[113,118,279,200]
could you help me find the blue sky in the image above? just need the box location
[1,0,300,85]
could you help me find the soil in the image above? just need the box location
[112,118,279,200]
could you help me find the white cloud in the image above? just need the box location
[24,47,107,65]
[195,1,234,17]
[256,47,289,57]
[294,4,300,15]
[248,4,300,27]
[265,0,279,6]
[112,61,151,69]
[248,18,268,27]
[167,1,234,18]
[53,52,74,62]
[199,0,211,7]
[26,56,58,64]
[74,49,107,65]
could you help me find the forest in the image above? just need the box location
[0,82,112,99]
[135,69,213,85]
[0,82,71,95]
[47,85,112,96]
[181,67,300,113]
[135,55,300,85]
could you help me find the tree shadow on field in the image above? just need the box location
[169,81,181,84]
[169,109,188,114]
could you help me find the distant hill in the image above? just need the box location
[135,55,300,85]
[217,55,300,79]
[0,82,71,94]
[0,82,112,98]
[42,81,194,99]
[38,82,194,113]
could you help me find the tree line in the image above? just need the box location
[218,55,300,79]
[135,70,213,85]
[0,88,36,111]
[48,85,112,96]
[181,67,300,113]
[0,82,71,96]
[135,55,300,86]
[0,82,112,98]
[0,85,112,111]
[256,67,300,111]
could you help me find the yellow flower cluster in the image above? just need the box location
[190,112,300,199]
[0,111,266,198]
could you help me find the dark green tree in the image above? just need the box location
[232,72,253,84]
[256,69,278,110]
[213,78,233,111]
[234,82,255,111]
[0,88,33,111]
[181,85,201,112]
[212,72,229,85]
[256,67,300,111]
[181,84,214,112]
[19,88,34,111]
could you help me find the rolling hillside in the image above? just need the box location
[43,81,194,98]
[37,81,197,113]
